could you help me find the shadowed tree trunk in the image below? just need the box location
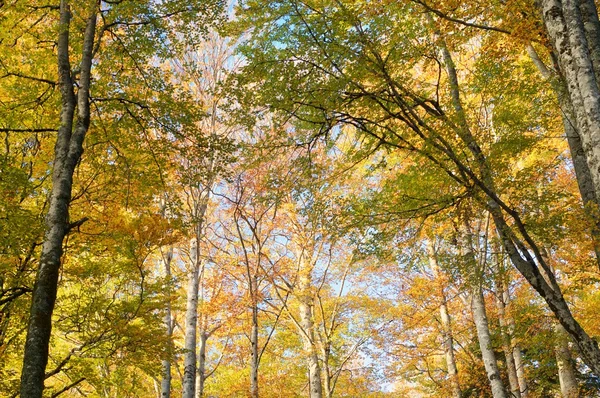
[20,3,97,397]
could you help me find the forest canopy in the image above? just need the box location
[1,0,600,397]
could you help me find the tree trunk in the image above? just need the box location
[298,268,323,398]
[527,42,600,268]
[195,331,208,398]
[540,0,600,200]
[555,323,580,398]
[183,239,201,398]
[458,220,506,398]
[20,4,97,397]
[427,241,461,398]
[250,294,259,398]
[495,287,521,398]
[161,248,174,398]
[471,285,507,398]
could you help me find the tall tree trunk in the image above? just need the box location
[427,241,461,398]
[527,43,600,268]
[183,239,201,398]
[540,0,600,199]
[250,289,259,398]
[320,343,332,398]
[495,286,521,398]
[513,342,528,398]
[297,266,323,398]
[471,286,507,398]
[555,323,580,398]
[195,331,208,398]
[457,219,506,398]
[161,248,174,398]
[20,4,97,397]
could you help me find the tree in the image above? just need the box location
[232,0,600,377]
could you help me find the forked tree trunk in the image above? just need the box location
[20,3,97,397]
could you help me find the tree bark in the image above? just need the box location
[540,0,600,200]
[297,262,323,398]
[161,247,173,398]
[250,290,259,398]
[555,323,580,398]
[495,285,521,398]
[195,331,208,398]
[527,43,600,267]
[183,239,201,398]
[470,286,507,398]
[20,3,97,397]
[427,241,461,398]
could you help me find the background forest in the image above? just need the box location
[2,0,600,397]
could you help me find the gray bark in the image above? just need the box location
[195,331,208,398]
[555,323,580,398]
[250,296,259,398]
[183,239,201,398]
[578,0,600,85]
[297,264,323,398]
[20,3,97,397]
[527,43,600,268]
[540,0,600,201]
[495,286,521,398]
[161,248,173,398]
[471,286,507,398]
[427,241,461,398]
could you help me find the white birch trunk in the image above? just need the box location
[161,248,173,398]
[298,268,323,398]
[250,297,259,398]
[555,323,580,398]
[195,331,208,398]
[183,239,200,398]
[471,286,507,398]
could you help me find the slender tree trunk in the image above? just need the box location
[321,343,332,398]
[250,289,259,398]
[195,331,208,398]
[555,323,580,398]
[183,239,201,398]
[471,286,507,398]
[513,342,527,398]
[161,248,174,398]
[20,4,97,397]
[427,241,461,398]
[496,287,521,398]
[297,267,323,398]
[457,219,506,398]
